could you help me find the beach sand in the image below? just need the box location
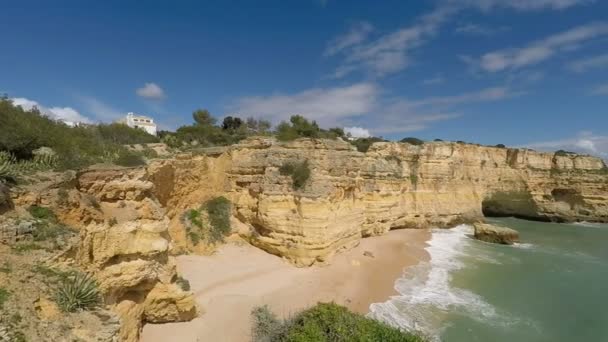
[141,229,430,342]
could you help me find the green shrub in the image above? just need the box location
[410,174,418,184]
[0,288,10,309]
[555,149,576,157]
[495,144,506,148]
[349,137,386,153]
[11,242,45,253]
[205,196,232,243]
[279,160,311,190]
[55,273,100,312]
[56,188,69,206]
[0,98,157,170]
[114,149,146,167]
[33,222,73,242]
[251,302,427,342]
[96,123,159,145]
[275,115,344,141]
[251,305,284,342]
[184,198,232,245]
[175,276,191,292]
[141,147,159,159]
[400,137,424,146]
[183,209,204,245]
[28,205,56,221]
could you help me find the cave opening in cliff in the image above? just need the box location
[481,191,549,222]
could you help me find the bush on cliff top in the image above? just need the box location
[400,137,424,146]
[276,115,345,142]
[349,137,386,153]
[251,302,427,342]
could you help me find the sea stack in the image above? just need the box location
[473,222,520,245]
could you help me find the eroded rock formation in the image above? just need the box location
[147,138,608,265]
[11,167,197,342]
[5,137,607,338]
[473,222,520,245]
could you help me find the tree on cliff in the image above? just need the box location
[192,109,216,126]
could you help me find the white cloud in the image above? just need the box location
[591,83,608,95]
[568,53,608,72]
[11,97,92,124]
[136,82,166,100]
[467,22,608,72]
[228,84,518,136]
[328,5,458,78]
[344,126,371,138]
[77,95,123,121]
[450,0,594,11]
[524,131,608,158]
[324,22,373,57]
[326,0,588,79]
[412,86,519,107]
[455,23,509,36]
[228,83,378,127]
[422,75,445,85]
[369,86,516,134]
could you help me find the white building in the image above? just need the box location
[120,112,157,136]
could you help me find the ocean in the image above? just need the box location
[369,217,608,342]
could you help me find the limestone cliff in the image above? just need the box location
[148,138,608,266]
[11,167,197,342]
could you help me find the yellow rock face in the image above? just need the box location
[143,283,199,323]
[34,297,62,321]
[147,138,608,266]
[69,167,197,342]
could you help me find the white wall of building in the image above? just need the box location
[124,112,157,136]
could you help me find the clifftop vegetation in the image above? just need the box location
[0,97,156,175]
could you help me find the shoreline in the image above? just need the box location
[141,228,431,342]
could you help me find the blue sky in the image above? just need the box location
[1,0,607,157]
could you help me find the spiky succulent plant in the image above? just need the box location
[55,273,100,312]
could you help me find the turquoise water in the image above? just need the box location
[369,218,608,342]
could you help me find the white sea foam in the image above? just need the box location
[572,221,607,229]
[513,242,535,249]
[368,225,515,341]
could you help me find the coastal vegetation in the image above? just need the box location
[400,137,425,146]
[350,137,386,152]
[0,97,157,173]
[251,303,427,342]
[279,160,311,189]
[55,273,101,312]
[183,196,232,245]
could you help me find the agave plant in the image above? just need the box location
[55,273,100,312]
[0,150,58,183]
[0,152,17,183]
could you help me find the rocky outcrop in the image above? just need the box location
[9,167,197,342]
[74,167,197,341]
[147,138,608,265]
[473,222,520,245]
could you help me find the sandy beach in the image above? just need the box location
[141,228,430,342]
